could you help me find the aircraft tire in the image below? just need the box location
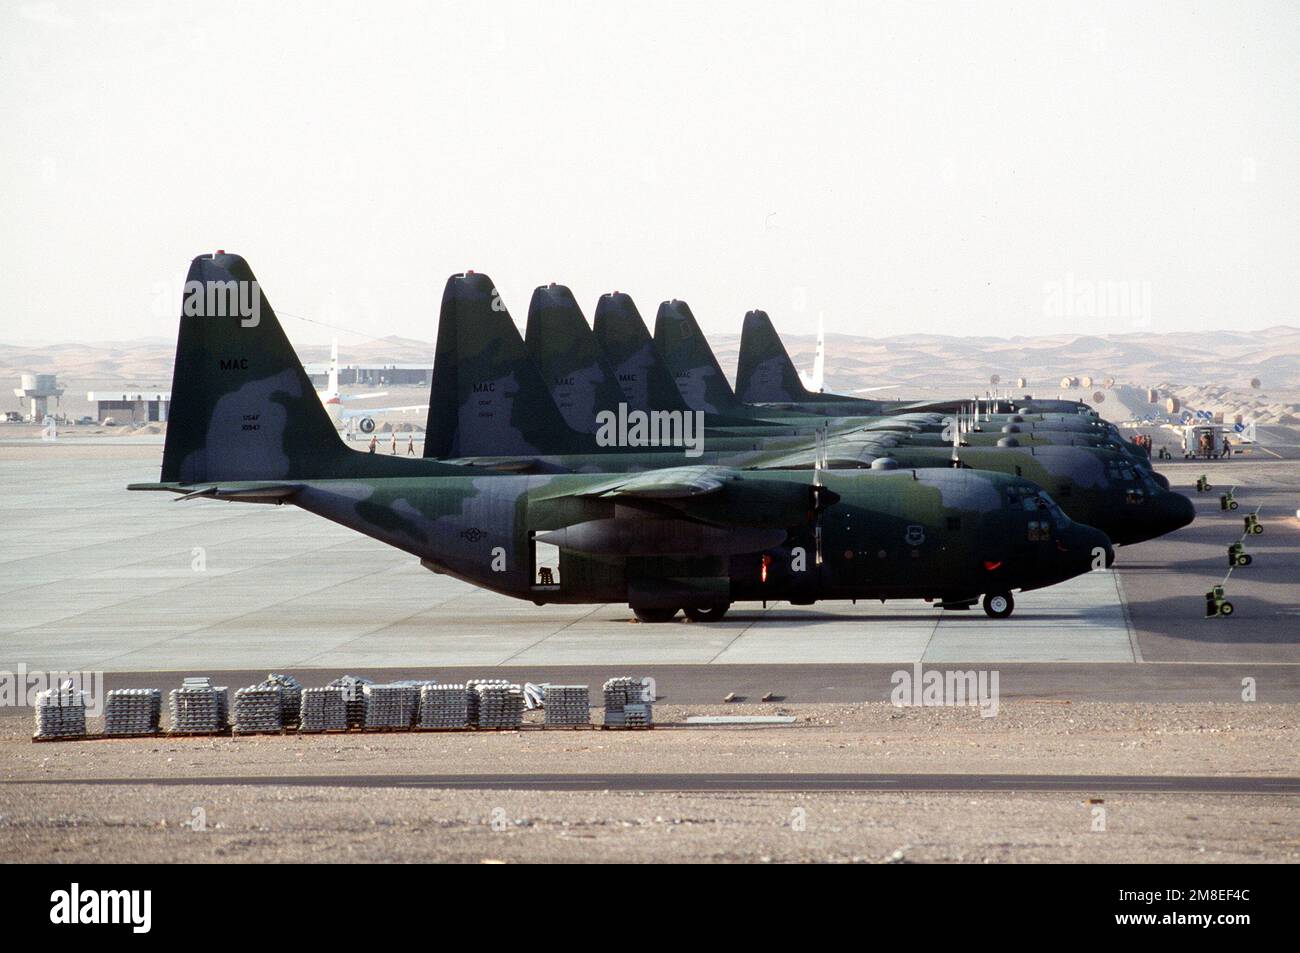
[632,606,679,624]
[983,591,1014,619]
[684,604,730,622]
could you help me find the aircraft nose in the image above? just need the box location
[1156,491,1196,535]
[1070,523,1114,569]
[1091,526,1116,568]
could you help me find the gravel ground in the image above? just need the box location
[2,785,1293,863]
[4,702,1295,781]
[2,701,1295,862]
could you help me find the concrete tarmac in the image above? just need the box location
[0,445,1295,680]
[9,661,1292,705]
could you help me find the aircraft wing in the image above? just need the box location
[570,466,731,500]
[518,466,733,504]
[745,431,900,470]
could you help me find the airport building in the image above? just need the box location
[86,391,171,424]
[303,362,431,388]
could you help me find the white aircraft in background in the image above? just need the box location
[800,313,900,395]
[798,313,826,393]
[316,339,428,436]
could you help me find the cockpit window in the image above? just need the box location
[1005,486,1071,529]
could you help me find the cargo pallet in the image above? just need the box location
[35,722,638,741]
[231,728,298,736]
[33,730,163,743]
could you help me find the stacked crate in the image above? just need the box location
[474,682,524,730]
[260,673,302,728]
[328,675,372,728]
[418,684,469,729]
[363,684,419,729]
[33,682,87,739]
[465,678,508,726]
[169,678,226,733]
[103,688,162,735]
[543,685,590,727]
[298,687,348,732]
[233,685,284,733]
[602,676,651,728]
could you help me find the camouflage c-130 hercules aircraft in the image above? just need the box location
[129,252,1113,622]
[422,274,1193,547]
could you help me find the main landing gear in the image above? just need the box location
[684,604,730,622]
[632,603,732,623]
[982,591,1015,619]
[632,607,678,623]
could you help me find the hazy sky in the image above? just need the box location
[2,0,1297,347]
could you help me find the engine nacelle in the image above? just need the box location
[358,416,376,433]
[536,519,787,557]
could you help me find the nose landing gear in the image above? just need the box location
[982,591,1015,618]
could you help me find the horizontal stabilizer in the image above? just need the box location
[127,481,302,503]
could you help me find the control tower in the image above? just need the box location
[12,373,64,421]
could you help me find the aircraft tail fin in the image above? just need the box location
[525,284,630,433]
[735,310,816,403]
[652,299,750,417]
[424,273,598,458]
[592,291,693,415]
[160,253,459,484]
